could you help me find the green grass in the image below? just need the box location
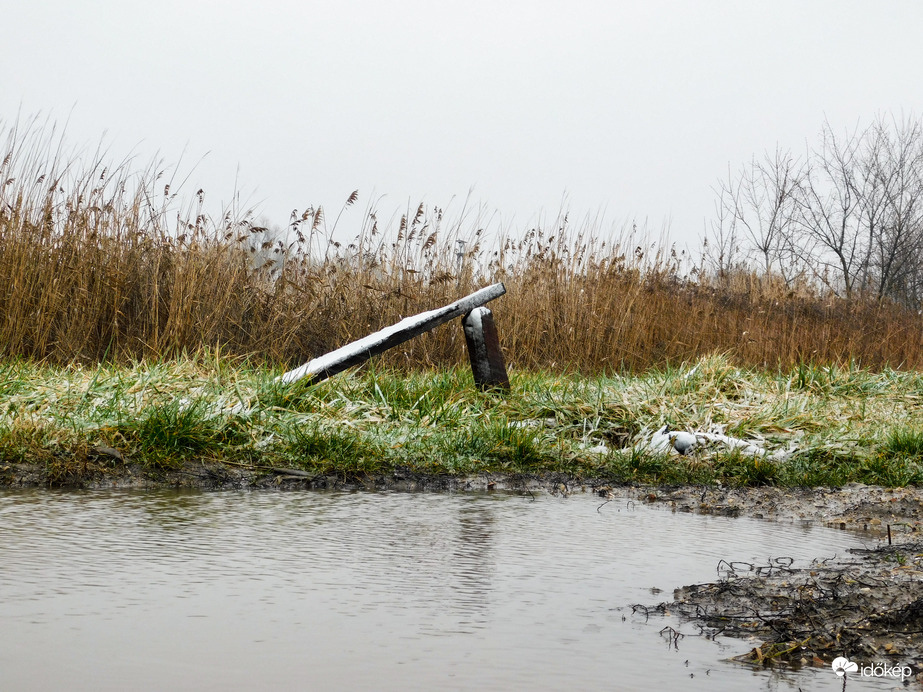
[279,419,386,475]
[118,398,249,469]
[883,427,923,458]
[3,351,923,487]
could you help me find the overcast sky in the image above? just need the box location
[4,1,923,246]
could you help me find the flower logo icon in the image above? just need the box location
[832,657,859,677]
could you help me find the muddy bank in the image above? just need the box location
[639,540,923,685]
[625,484,923,685]
[648,483,923,536]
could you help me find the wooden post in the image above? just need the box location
[463,306,510,390]
[278,283,507,386]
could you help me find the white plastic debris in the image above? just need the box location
[647,425,673,454]
[694,431,766,457]
[669,431,698,455]
[640,424,796,461]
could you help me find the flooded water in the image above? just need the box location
[0,489,893,691]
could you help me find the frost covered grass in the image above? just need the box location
[2,352,923,488]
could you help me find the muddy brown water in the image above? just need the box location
[0,489,893,691]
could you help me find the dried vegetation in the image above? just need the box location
[2,117,923,373]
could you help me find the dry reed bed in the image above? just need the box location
[2,118,923,372]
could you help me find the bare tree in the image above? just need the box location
[712,113,923,307]
[794,121,872,298]
[703,168,743,280]
[740,149,802,275]
[862,116,923,304]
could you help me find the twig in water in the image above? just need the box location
[659,626,685,649]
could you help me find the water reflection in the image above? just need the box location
[0,489,881,691]
[450,500,494,630]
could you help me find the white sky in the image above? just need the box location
[4,1,923,246]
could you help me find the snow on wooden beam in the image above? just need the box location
[279,283,507,385]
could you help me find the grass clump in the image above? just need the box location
[118,399,244,470]
[437,419,559,473]
[280,420,384,476]
[882,428,923,459]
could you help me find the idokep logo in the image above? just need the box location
[831,657,858,677]
[831,656,913,681]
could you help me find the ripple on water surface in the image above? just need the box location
[0,489,882,691]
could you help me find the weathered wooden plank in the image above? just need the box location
[462,307,510,390]
[279,283,507,385]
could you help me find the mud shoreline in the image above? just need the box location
[648,539,923,686]
[5,461,922,532]
[636,483,923,686]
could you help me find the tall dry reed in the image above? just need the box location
[2,119,923,372]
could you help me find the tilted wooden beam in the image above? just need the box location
[279,283,507,385]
